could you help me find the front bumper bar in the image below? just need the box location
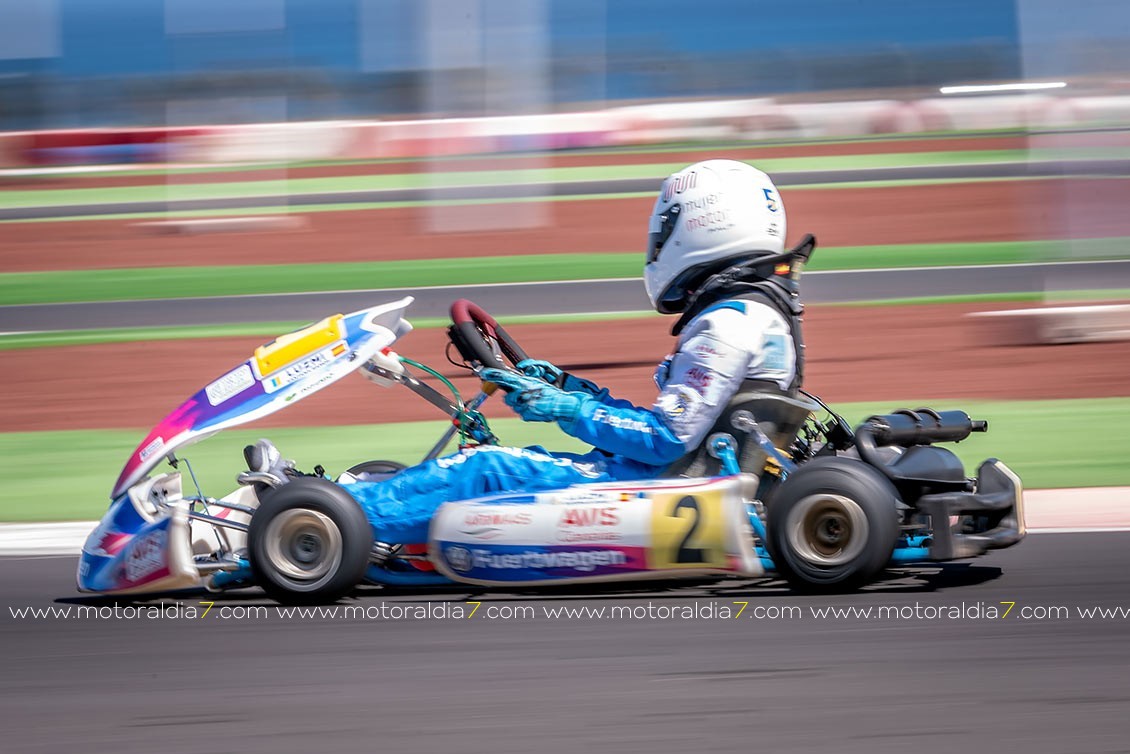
[916,459,1026,561]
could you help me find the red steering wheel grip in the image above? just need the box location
[448,299,530,369]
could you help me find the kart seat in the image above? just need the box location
[664,381,819,478]
[238,439,295,491]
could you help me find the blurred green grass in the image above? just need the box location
[3,239,1119,307]
[2,397,1127,521]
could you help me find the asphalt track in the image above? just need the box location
[4,158,1130,221]
[4,260,1130,332]
[2,532,1129,753]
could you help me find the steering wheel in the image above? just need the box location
[448,299,531,372]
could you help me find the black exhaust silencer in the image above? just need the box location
[862,408,988,448]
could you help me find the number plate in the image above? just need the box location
[647,489,729,570]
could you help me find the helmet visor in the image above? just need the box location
[646,203,682,265]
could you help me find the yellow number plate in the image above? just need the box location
[254,314,344,376]
[647,488,728,570]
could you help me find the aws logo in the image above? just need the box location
[559,507,621,527]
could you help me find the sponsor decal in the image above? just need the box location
[205,364,255,406]
[684,209,732,232]
[458,510,534,540]
[683,193,719,212]
[554,489,614,505]
[692,343,723,357]
[263,342,345,394]
[556,506,623,543]
[445,546,473,573]
[292,370,337,400]
[662,170,698,202]
[657,388,699,425]
[139,437,164,462]
[591,407,653,435]
[122,529,167,583]
[266,352,329,392]
[685,366,713,390]
[471,547,628,573]
[761,334,788,372]
[559,507,620,527]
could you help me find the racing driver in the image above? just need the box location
[344,159,815,542]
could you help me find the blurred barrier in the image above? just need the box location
[6,92,1130,168]
[969,305,1130,345]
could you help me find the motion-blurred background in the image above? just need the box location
[2,0,1129,516]
[5,5,1130,754]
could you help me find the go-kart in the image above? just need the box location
[78,297,1025,603]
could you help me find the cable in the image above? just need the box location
[398,356,463,407]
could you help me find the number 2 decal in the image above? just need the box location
[672,496,706,564]
[647,488,727,570]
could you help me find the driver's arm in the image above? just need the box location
[558,325,751,466]
[483,367,686,466]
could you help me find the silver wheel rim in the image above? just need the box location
[262,508,343,591]
[785,494,869,567]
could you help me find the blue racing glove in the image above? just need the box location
[481,368,586,423]
[516,359,609,400]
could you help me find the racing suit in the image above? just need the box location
[345,284,801,544]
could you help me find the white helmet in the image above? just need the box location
[644,159,786,314]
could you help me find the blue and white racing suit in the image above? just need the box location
[344,298,798,544]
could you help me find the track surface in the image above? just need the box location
[4,260,1130,333]
[2,533,1129,753]
[8,177,1130,274]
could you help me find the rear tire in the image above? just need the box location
[765,456,900,593]
[248,478,371,604]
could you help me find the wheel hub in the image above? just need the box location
[291,531,323,564]
[786,494,869,567]
[262,508,343,586]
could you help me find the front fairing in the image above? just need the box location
[110,297,414,500]
[77,474,199,594]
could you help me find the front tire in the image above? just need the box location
[766,456,900,593]
[248,478,371,604]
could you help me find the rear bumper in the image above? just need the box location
[916,459,1025,561]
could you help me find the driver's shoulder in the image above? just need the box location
[682,297,784,345]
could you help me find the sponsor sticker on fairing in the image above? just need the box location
[444,546,473,573]
[555,506,624,543]
[472,547,628,572]
[139,437,165,462]
[205,364,255,406]
[457,510,534,540]
[262,343,345,393]
[436,541,646,582]
[121,529,168,584]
